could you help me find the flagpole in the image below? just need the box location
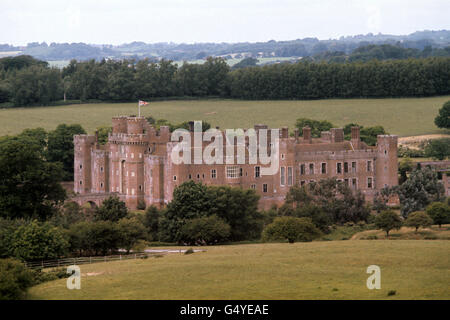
[138,100,140,117]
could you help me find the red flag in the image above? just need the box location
[139,100,149,106]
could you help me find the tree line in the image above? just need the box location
[1,55,450,107]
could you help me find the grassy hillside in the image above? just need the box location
[27,241,449,300]
[1,96,449,137]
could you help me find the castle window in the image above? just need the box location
[173,176,177,181]
[352,162,356,173]
[281,154,285,160]
[367,160,372,172]
[263,184,268,193]
[309,163,314,175]
[344,162,349,173]
[197,174,200,179]
[131,172,135,177]
[280,167,286,186]
[202,173,205,179]
[226,166,239,179]
[131,188,135,195]
[79,164,83,170]
[139,153,142,158]
[139,185,142,191]
[367,177,373,189]
[352,178,357,189]
[300,164,305,175]
[321,163,327,174]
[344,178,349,186]
[300,180,305,186]
[100,182,103,188]
[188,174,192,179]
[255,166,260,178]
[131,153,134,159]
[100,167,103,172]
[239,168,243,177]
[337,162,342,174]
[288,167,293,186]
[79,180,82,185]
[211,169,216,179]
[384,150,387,155]
[250,184,256,190]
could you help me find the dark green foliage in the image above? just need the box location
[96,126,112,145]
[434,101,450,129]
[49,201,87,229]
[262,216,321,243]
[405,211,433,232]
[159,181,262,242]
[11,220,69,261]
[94,196,128,222]
[295,118,334,137]
[232,57,258,69]
[0,259,35,300]
[374,210,403,236]
[398,158,414,184]
[0,55,48,72]
[0,132,66,220]
[424,138,450,160]
[179,215,231,245]
[396,167,445,217]
[47,124,86,181]
[143,206,161,241]
[426,202,450,228]
[117,217,147,253]
[284,178,370,226]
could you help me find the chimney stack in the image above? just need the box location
[303,127,312,143]
[294,128,299,141]
[351,126,360,148]
[281,127,289,139]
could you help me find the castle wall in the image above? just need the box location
[74,117,399,210]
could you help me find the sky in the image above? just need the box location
[1,0,450,46]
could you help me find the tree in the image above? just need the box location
[426,202,450,228]
[11,221,69,261]
[262,216,321,243]
[94,196,128,222]
[96,126,112,145]
[117,217,147,253]
[374,210,403,237]
[398,157,414,184]
[424,138,450,160]
[0,258,35,300]
[143,206,161,241]
[434,101,450,129]
[396,167,445,217]
[405,211,433,232]
[0,134,66,220]
[295,118,334,138]
[179,215,231,245]
[47,123,86,181]
[87,221,121,255]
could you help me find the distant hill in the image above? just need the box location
[1,30,450,63]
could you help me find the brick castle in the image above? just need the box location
[73,116,398,209]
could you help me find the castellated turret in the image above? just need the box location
[375,135,398,189]
[74,135,96,194]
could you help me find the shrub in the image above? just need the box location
[137,200,146,210]
[94,196,128,222]
[184,248,194,255]
[387,290,397,296]
[262,216,321,243]
[374,210,403,237]
[11,220,69,261]
[426,202,450,228]
[405,211,433,233]
[0,259,35,300]
[180,215,231,245]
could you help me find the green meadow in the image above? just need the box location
[27,241,450,300]
[1,96,449,137]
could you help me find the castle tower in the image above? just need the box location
[74,135,96,194]
[375,135,398,189]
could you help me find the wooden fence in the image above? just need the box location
[25,252,165,269]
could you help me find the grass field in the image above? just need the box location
[1,96,449,137]
[27,241,449,300]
